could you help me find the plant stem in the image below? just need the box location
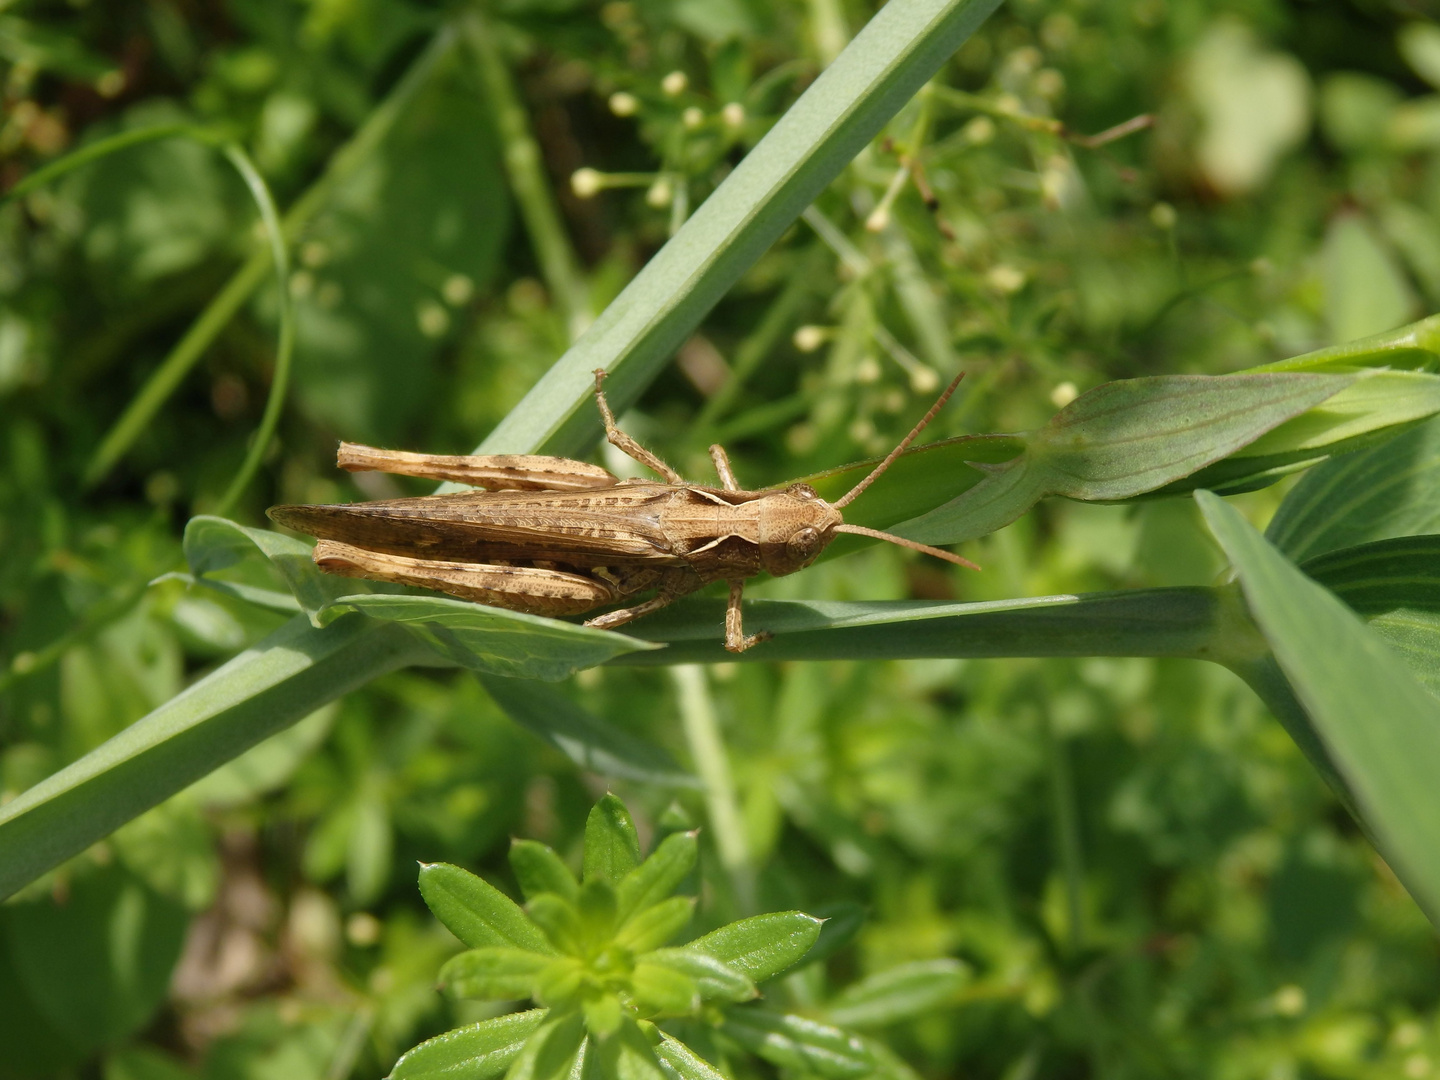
[1044,707,1085,954]
[670,665,755,910]
[212,143,293,518]
[83,26,459,489]
[462,12,590,341]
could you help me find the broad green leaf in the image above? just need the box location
[418,863,553,954]
[440,948,550,1001]
[631,962,701,1015]
[1302,536,1440,697]
[1196,491,1440,925]
[527,894,584,955]
[610,592,1233,667]
[510,840,580,904]
[721,1009,875,1080]
[320,595,657,681]
[615,832,699,922]
[1320,213,1418,345]
[583,794,643,884]
[641,948,757,1003]
[825,959,969,1028]
[1267,415,1440,561]
[687,911,823,983]
[0,616,424,901]
[896,374,1349,545]
[1172,370,1440,496]
[481,677,693,787]
[654,1036,726,1080]
[391,1009,547,1080]
[615,896,695,952]
[2,866,188,1057]
[184,515,350,623]
[471,0,1005,460]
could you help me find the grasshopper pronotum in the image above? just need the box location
[269,370,977,652]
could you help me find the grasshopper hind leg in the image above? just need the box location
[312,541,617,616]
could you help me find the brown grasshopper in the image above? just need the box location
[269,369,977,652]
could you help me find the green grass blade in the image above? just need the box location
[211,144,294,518]
[608,589,1244,666]
[0,616,426,900]
[472,0,1004,458]
[1196,490,1440,926]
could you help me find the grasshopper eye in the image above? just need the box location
[788,483,819,500]
[786,526,822,561]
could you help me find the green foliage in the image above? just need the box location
[4,0,1440,1076]
[400,794,824,1080]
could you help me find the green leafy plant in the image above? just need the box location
[392,793,857,1080]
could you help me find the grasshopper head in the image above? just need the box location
[758,483,843,577]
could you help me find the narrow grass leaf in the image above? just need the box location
[612,591,1234,666]
[687,911,823,983]
[320,595,657,681]
[0,615,423,900]
[390,1009,547,1080]
[481,676,693,786]
[1196,490,1440,925]
[472,0,1005,460]
[185,515,351,622]
[418,863,553,954]
[899,374,1349,545]
[1253,311,1440,372]
[825,959,969,1028]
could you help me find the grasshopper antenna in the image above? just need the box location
[832,523,980,570]
[832,371,965,510]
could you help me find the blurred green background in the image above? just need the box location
[3,0,1440,1076]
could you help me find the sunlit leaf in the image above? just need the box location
[687,911,823,983]
[1197,491,1440,926]
[418,862,553,954]
[390,1009,548,1080]
[896,374,1349,545]
[721,1009,874,1080]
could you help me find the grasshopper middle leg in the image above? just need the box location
[592,369,685,484]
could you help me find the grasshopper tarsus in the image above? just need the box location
[270,370,976,650]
